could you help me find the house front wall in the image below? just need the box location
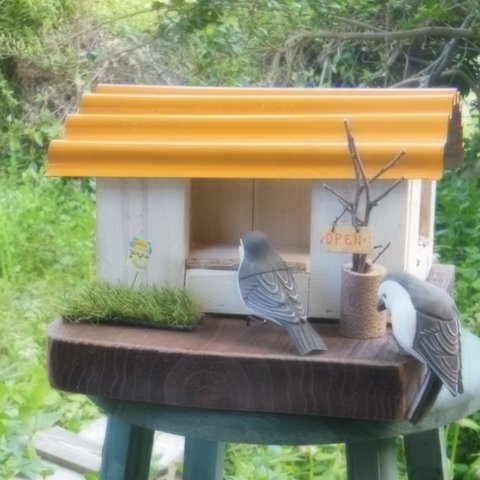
[96,177,433,319]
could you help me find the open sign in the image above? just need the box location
[320,225,373,254]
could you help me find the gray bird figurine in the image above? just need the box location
[377,271,463,423]
[238,230,327,355]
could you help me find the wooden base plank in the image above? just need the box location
[33,426,101,474]
[48,266,458,422]
[48,316,422,421]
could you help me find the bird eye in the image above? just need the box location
[382,293,387,299]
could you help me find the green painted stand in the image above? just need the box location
[183,438,225,480]
[404,428,449,480]
[100,417,154,480]
[345,438,398,480]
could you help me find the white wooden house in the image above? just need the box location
[47,85,462,318]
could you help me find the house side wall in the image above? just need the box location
[97,178,190,287]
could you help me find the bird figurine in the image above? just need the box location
[237,230,327,356]
[377,271,463,423]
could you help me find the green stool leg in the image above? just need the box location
[183,437,225,480]
[100,415,154,480]
[404,428,448,480]
[346,437,398,480]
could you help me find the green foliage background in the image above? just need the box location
[0,0,479,478]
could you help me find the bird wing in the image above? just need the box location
[407,369,443,424]
[413,308,463,395]
[239,269,306,325]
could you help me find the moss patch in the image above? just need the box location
[62,280,201,330]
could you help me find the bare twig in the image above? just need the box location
[441,68,480,102]
[343,120,371,230]
[70,8,157,42]
[332,205,350,231]
[371,177,406,206]
[323,184,352,210]
[323,119,406,273]
[323,183,363,225]
[344,120,370,187]
[331,16,384,32]
[426,15,474,86]
[370,150,406,183]
[372,242,392,264]
[392,67,480,103]
[285,25,479,45]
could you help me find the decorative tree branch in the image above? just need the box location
[324,120,406,273]
[323,184,353,211]
[370,177,406,207]
[323,184,364,226]
[370,150,406,183]
[372,242,392,264]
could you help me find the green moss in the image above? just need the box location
[62,280,201,330]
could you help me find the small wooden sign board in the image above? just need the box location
[319,225,373,254]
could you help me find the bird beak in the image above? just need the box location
[377,299,386,312]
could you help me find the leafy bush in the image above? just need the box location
[0,111,61,174]
[436,118,480,330]
[225,444,346,480]
[0,170,95,284]
[436,116,480,478]
[0,171,97,478]
[152,0,480,91]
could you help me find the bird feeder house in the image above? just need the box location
[47,85,462,319]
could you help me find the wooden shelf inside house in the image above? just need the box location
[189,178,312,268]
[187,243,310,273]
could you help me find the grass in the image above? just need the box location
[62,280,201,329]
[435,121,480,479]
[224,444,347,480]
[0,169,198,478]
[435,135,480,329]
[0,170,98,479]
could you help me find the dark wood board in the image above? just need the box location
[47,264,454,421]
[48,317,424,421]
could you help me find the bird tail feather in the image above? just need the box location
[285,321,327,356]
[407,370,443,424]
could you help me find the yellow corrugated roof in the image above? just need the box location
[47,85,462,179]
